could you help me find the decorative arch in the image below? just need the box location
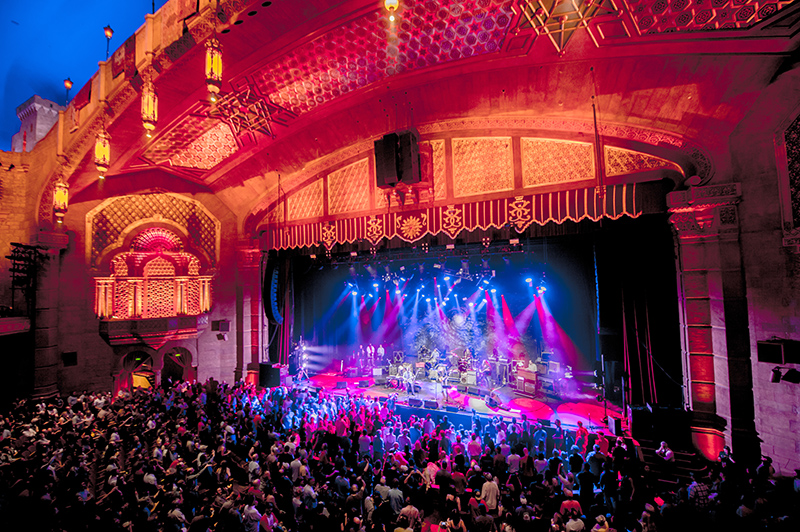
[94,227,213,320]
[85,192,221,269]
[244,121,704,237]
[111,346,158,397]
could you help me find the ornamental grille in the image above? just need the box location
[188,256,200,276]
[89,194,217,267]
[186,280,201,315]
[114,280,131,320]
[146,279,174,319]
[111,256,128,276]
[143,256,176,277]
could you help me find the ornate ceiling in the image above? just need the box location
[55,0,800,234]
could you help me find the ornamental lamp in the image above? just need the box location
[94,127,111,179]
[141,79,158,138]
[205,37,223,102]
[53,181,69,224]
[385,0,399,21]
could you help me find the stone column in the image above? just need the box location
[32,231,69,399]
[668,183,759,459]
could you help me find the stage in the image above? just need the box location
[300,371,627,436]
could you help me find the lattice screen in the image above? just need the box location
[143,256,176,277]
[146,279,175,319]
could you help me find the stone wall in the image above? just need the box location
[728,63,800,475]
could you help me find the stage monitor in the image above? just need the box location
[258,363,280,388]
[548,361,561,375]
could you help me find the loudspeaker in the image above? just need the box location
[263,253,284,325]
[212,320,230,332]
[258,363,280,388]
[629,406,652,440]
[345,368,359,378]
[445,405,459,413]
[335,381,347,389]
[540,419,551,427]
[408,398,423,407]
[457,385,468,393]
[397,129,420,185]
[423,400,438,410]
[358,380,370,387]
[374,374,387,385]
[374,133,400,188]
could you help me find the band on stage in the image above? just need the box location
[342,341,576,404]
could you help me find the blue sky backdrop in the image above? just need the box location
[0,1,169,151]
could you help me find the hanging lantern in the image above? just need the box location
[141,78,158,138]
[205,37,223,102]
[385,0,399,21]
[94,127,111,179]
[53,181,69,224]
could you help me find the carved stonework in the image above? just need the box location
[430,140,447,200]
[86,193,220,267]
[452,138,514,197]
[522,138,593,187]
[287,180,323,221]
[419,117,711,182]
[778,111,800,250]
[328,159,370,215]
[668,183,741,238]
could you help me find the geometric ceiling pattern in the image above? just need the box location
[253,0,515,116]
[627,0,794,33]
[167,123,238,170]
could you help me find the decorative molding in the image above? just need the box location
[85,193,221,268]
[452,137,514,197]
[667,183,742,238]
[262,183,649,250]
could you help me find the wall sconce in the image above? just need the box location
[771,366,800,384]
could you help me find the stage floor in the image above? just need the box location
[302,372,625,434]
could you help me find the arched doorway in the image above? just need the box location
[119,351,155,391]
[161,348,194,387]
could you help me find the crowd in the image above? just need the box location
[0,378,798,532]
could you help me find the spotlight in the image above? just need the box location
[490,289,496,293]
[525,278,532,283]
[483,279,489,285]
[373,283,379,288]
[468,302,474,307]
[426,297,431,302]
[352,290,357,296]
[444,276,450,281]
[395,289,401,294]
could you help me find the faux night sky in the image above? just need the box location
[0,1,169,151]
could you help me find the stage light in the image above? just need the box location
[444,276,450,281]
[425,297,431,302]
[469,302,474,307]
[490,289,496,293]
[483,279,489,285]
[373,283,378,288]
[352,290,357,296]
[525,278,532,283]
[395,289,401,294]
